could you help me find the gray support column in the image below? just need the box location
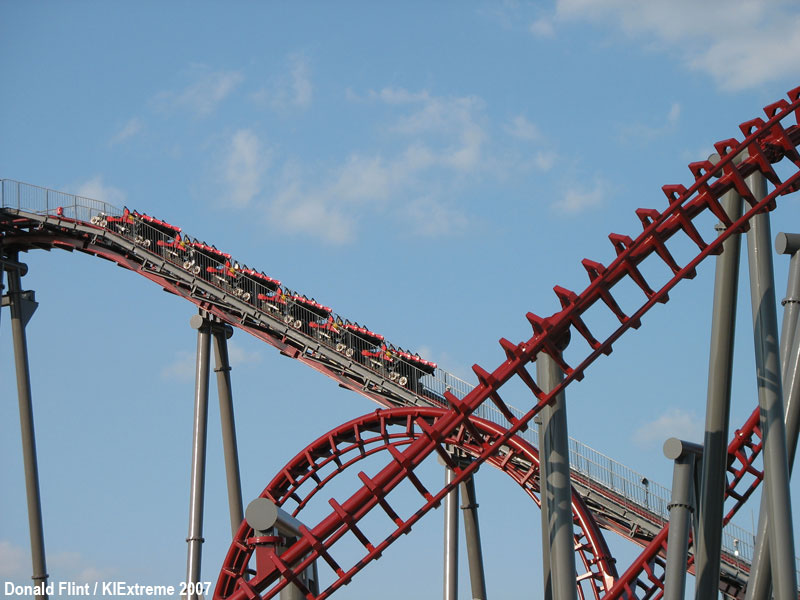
[746,232,800,600]
[663,439,702,600]
[6,260,48,600]
[537,352,578,600]
[778,233,800,380]
[211,324,244,536]
[745,173,798,600]
[536,410,553,600]
[694,190,743,600]
[443,465,459,600]
[185,314,211,599]
[777,233,800,464]
[459,475,487,600]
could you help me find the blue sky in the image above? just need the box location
[2,1,800,598]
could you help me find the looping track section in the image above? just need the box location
[217,407,618,599]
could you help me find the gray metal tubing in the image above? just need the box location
[211,325,244,537]
[459,475,487,600]
[694,190,743,600]
[7,262,49,600]
[663,439,701,600]
[537,352,578,600]
[185,315,211,599]
[746,233,800,600]
[443,466,459,600]
[778,232,800,380]
[745,172,798,600]
[536,408,553,600]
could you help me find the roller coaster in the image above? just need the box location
[2,85,800,599]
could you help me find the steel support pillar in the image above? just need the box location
[4,257,48,600]
[460,473,487,600]
[744,173,797,600]
[443,465,459,600]
[663,439,702,600]
[537,351,578,600]
[535,407,553,600]
[185,313,211,599]
[694,190,743,600]
[746,232,800,600]
[777,232,800,465]
[210,323,244,536]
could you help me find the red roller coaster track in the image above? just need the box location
[1,86,799,598]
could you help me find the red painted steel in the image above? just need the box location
[215,407,617,599]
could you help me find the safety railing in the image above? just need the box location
[0,178,764,568]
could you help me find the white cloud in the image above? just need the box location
[155,67,243,116]
[0,540,26,578]
[160,350,195,382]
[0,541,116,584]
[109,117,142,146]
[553,0,800,91]
[260,87,488,243]
[402,197,469,237]
[552,180,605,215]
[632,408,704,449]
[530,17,555,38]
[533,150,557,171]
[667,102,680,125]
[222,129,269,207]
[290,55,313,108]
[73,176,126,206]
[619,102,681,141]
[227,341,262,366]
[505,115,542,142]
[251,54,313,109]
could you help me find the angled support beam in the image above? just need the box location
[746,231,800,600]
[744,173,797,600]
[537,351,578,600]
[663,438,702,600]
[460,474,487,600]
[4,254,48,600]
[185,313,212,600]
[210,322,244,536]
[695,190,743,599]
[443,464,459,600]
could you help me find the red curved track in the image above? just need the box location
[2,86,800,598]
[217,407,617,599]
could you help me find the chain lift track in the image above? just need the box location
[1,86,799,598]
[219,407,618,600]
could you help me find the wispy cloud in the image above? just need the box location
[530,16,555,38]
[73,176,126,206]
[250,54,313,109]
[154,66,243,116]
[221,129,270,207]
[504,115,543,142]
[109,117,143,146]
[0,540,26,578]
[0,540,116,584]
[160,350,195,382]
[632,408,704,449]
[619,102,681,142]
[552,179,605,215]
[259,87,487,244]
[553,0,800,91]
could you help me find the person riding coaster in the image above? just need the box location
[282,295,331,335]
